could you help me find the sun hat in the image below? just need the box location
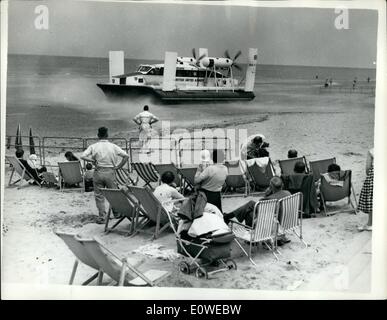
[200,149,212,162]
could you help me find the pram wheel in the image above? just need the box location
[195,268,208,279]
[178,261,191,274]
[225,259,237,270]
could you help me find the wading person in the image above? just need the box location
[81,127,129,224]
[133,105,159,148]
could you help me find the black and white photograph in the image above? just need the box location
[1,0,386,300]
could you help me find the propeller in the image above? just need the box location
[192,48,206,67]
[224,50,243,74]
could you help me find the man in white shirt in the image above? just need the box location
[81,127,129,224]
[133,105,159,147]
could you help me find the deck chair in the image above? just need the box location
[309,157,336,182]
[223,160,249,197]
[277,192,308,248]
[5,155,41,188]
[154,163,181,188]
[115,168,138,187]
[278,156,309,175]
[55,231,102,285]
[230,199,279,265]
[100,188,149,236]
[246,158,275,192]
[176,166,197,194]
[58,161,84,191]
[80,236,170,286]
[320,170,357,216]
[131,162,159,190]
[41,172,59,188]
[128,186,184,239]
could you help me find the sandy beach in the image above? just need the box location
[2,81,374,293]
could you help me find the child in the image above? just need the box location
[84,163,94,192]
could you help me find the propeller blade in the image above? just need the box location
[224,50,231,59]
[192,48,196,59]
[233,50,242,61]
[233,63,242,71]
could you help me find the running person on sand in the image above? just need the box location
[133,105,159,148]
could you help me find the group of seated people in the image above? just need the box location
[151,145,347,247]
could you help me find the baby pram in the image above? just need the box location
[165,208,237,279]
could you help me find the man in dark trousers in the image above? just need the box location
[81,127,129,224]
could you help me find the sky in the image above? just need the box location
[7,0,379,68]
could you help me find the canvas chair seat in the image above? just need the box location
[320,170,357,215]
[131,162,159,189]
[177,166,197,194]
[223,160,249,197]
[154,163,182,187]
[100,188,149,236]
[246,158,276,191]
[79,236,170,286]
[5,155,41,189]
[278,156,309,175]
[58,161,84,191]
[309,157,336,182]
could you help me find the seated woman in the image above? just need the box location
[153,171,185,215]
[15,149,46,184]
[294,161,306,174]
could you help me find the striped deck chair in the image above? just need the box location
[309,157,336,182]
[223,160,249,197]
[176,166,197,194]
[131,162,159,190]
[230,199,279,265]
[5,155,41,189]
[278,156,309,175]
[277,192,308,248]
[153,163,181,187]
[127,186,185,239]
[320,170,357,216]
[80,236,170,286]
[100,188,149,236]
[58,161,84,192]
[247,159,276,192]
[55,231,102,285]
[115,168,138,187]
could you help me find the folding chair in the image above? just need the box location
[5,155,41,189]
[131,162,159,190]
[176,166,197,194]
[277,192,308,248]
[309,157,336,182]
[223,160,249,197]
[127,186,184,239]
[100,188,149,236]
[278,156,309,175]
[320,170,357,216]
[247,159,275,192]
[80,236,170,286]
[41,172,59,188]
[153,163,181,188]
[55,231,102,285]
[230,199,279,265]
[58,161,84,191]
[115,168,138,187]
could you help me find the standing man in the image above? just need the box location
[81,127,129,224]
[133,105,159,147]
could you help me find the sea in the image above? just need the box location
[5,54,376,139]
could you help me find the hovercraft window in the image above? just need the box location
[138,78,144,83]
[119,77,126,85]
